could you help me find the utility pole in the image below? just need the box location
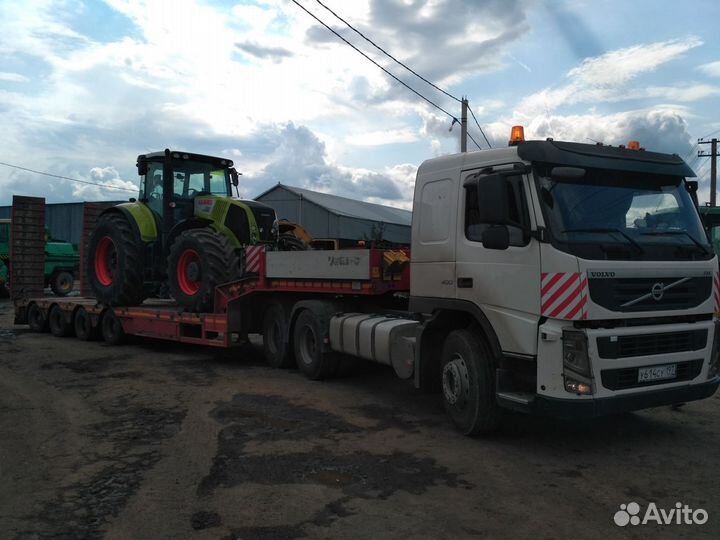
[699,138,718,206]
[460,97,468,153]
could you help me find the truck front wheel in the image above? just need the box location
[441,329,500,436]
[293,308,338,380]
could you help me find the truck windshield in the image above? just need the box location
[536,170,712,261]
[171,160,230,198]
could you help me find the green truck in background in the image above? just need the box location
[0,218,80,297]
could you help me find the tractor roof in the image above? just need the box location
[138,150,234,168]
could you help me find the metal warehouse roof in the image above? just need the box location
[256,184,412,226]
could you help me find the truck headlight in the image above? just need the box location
[709,321,720,379]
[563,330,591,377]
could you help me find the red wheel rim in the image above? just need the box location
[95,237,116,286]
[177,249,201,295]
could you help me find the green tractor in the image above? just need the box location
[86,149,277,311]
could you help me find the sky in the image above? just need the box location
[1,0,719,208]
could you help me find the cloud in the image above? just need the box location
[345,128,418,146]
[0,72,29,82]
[517,38,704,118]
[698,60,720,78]
[235,40,294,62]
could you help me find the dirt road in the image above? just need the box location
[0,297,718,540]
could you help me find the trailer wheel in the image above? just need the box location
[263,303,293,368]
[27,303,49,332]
[293,308,338,380]
[74,307,98,341]
[101,310,125,345]
[441,329,500,436]
[48,305,73,337]
[50,270,74,297]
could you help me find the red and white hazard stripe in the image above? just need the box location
[541,272,588,320]
[245,245,265,273]
[714,271,720,313]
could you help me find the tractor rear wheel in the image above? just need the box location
[167,228,240,312]
[86,213,146,306]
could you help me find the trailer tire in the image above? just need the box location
[441,329,500,436]
[50,270,74,297]
[87,213,146,306]
[101,310,125,345]
[263,303,293,368]
[48,305,73,337]
[293,308,338,380]
[27,303,49,332]
[167,229,241,312]
[74,307,98,341]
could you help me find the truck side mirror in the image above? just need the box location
[686,180,699,208]
[476,174,509,224]
[481,225,510,250]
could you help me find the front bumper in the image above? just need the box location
[522,376,720,417]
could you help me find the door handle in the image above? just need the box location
[457,277,473,288]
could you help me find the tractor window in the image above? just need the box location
[171,161,230,198]
[145,163,164,216]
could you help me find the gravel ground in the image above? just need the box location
[0,296,718,540]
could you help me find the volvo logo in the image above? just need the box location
[651,283,665,301]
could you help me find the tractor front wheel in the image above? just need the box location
[167,229,240,312]
[86,213,146,306]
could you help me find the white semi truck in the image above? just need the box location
[16,128,720,435]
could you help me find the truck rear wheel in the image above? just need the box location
[50,270,74,297]
[293,307,338,380]
[263,303,293,368]
[48,305,73,337]
[27,303,49,332]
[87,213,146,306]
[167,229,240,312]
[441,329,500,436]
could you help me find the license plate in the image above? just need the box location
[638,364,677,383]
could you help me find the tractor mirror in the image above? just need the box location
[230,167,240,187]
[137,157,147,176]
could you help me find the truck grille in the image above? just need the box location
[588,277,711,312]
[600,359,703,390]
[596,330,707,359]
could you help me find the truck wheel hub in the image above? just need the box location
[443,356,469,405]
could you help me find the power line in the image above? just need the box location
[0,161,138,193]
[289,0,460,122]
[312,0,461,104]
[467,104,492,148]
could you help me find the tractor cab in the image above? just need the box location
[137,150,238,234]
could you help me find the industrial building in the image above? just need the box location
[0,184,412,246]
[255,184,411,245]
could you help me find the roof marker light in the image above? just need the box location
[509,125,525,146]
[627,140,641,150]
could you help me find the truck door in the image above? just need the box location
[456,168,541,356]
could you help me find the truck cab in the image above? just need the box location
[410,134,720,432]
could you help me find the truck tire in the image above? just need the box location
[293,307,338,380]
[167,228,240,312]
[263,302,293,368]
[441,329,501,436]
[50,270,74,297]
[48,305,73,337]
[27,303,49,332]
[87,213,146,306]
[74,307,98,341]
[101,309,125,345]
